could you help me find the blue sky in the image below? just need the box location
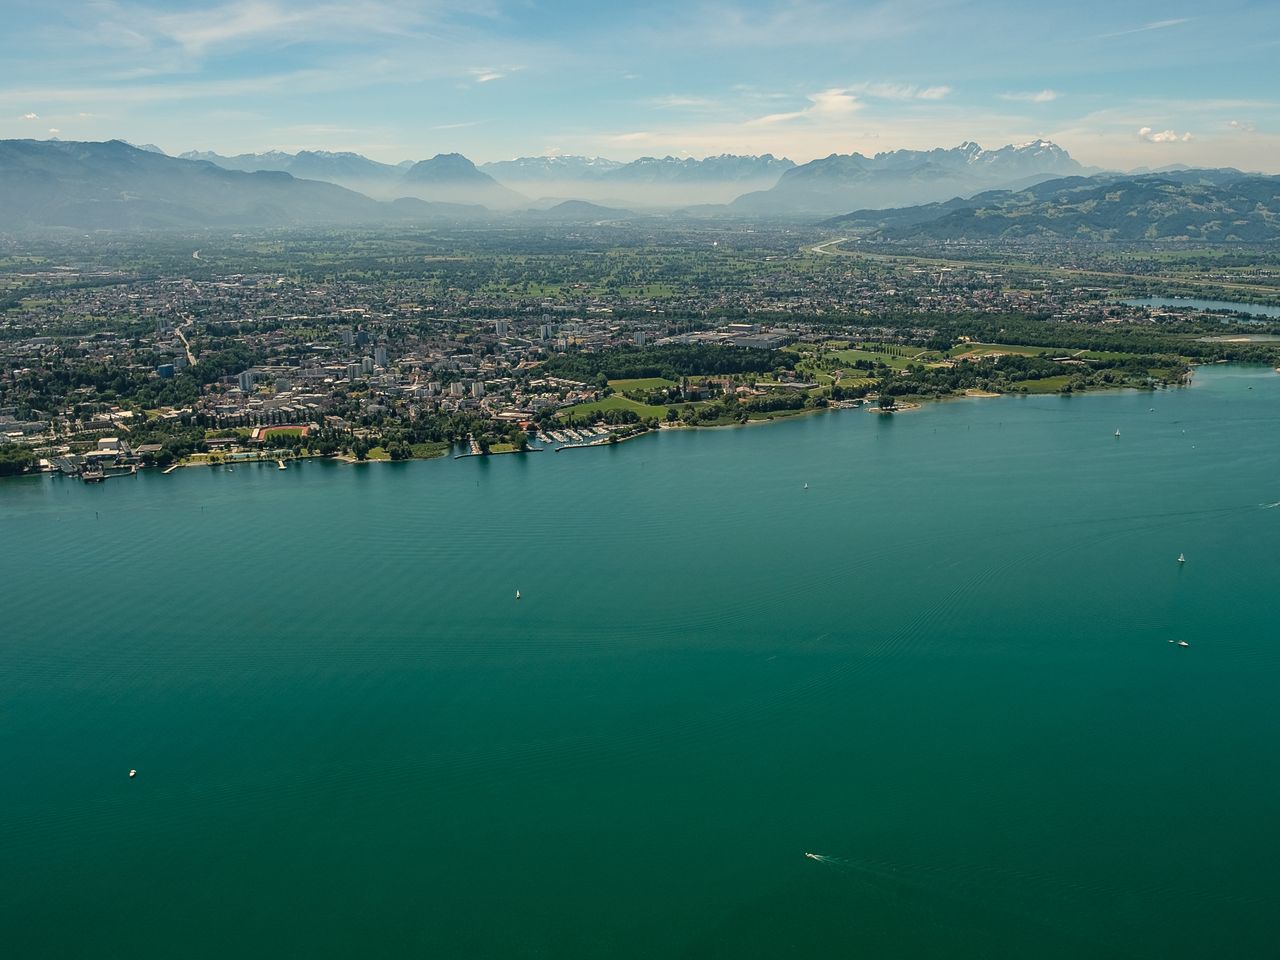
[1,0,1277,169]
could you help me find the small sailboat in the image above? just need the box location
[1177,553,1186,564]
[128,769,137,778]
[803,482,809,490]
[515,589,521,600]
[1114,429,1121,438]
[1169,639,1190,647]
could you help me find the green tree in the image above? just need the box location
[0,445,35,477]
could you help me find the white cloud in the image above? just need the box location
[608,131,651,143]
[1138,126,1192,143]
[22,112,39,120]
[139,0,473,57]
[0,45,539,110]
[468,64,525,84]
[1229,119,1256,133]
[748,87,860,126]
[659,0,930,50]
[1099,17,1191,39]
[749,111,805,126]
[652,95,717,109]
[807,88,861,114]
[1000,90,1058,103]
[854,82,950,101]
[48,128,60,134]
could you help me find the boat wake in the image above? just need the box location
[803,852,848,866]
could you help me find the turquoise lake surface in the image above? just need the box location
[3,365,1279,958]
[1122,296,1280,319]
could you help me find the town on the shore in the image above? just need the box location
[4,231,1276,481]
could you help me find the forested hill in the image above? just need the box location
[825,171,1280,242]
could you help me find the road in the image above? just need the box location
[809,237,849,256]
[176,323,197,366]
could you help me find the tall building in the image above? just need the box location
[494,320,511,337]
[361,357,374,375]
[238,370,256,393]
[374,345,388,367]
[471,381,485,398]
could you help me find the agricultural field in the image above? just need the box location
[947,343,1142,362]
[608,377,677,394]
[1018,376,1073,394]
[556,394,671,421]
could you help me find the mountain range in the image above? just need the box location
[0,140,491,229]
[179,148,519,206]
[825,169,1280,242]
[181,148,798,207]
[5,138,1261,238]
[174,142,1084,212]
[733,140,1087,216]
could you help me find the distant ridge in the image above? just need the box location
[824,169,1280,242]
[161,144,1087,213]
[603,154,795,184]
[401,153,526,208]
[0,140,497,230]
[480,155,626,181]
[480,153,793,184]
[178,148,404,195]
[523,199,634,221]
[732,140,1085,216]
[5,138,1269,238]
[481,153,795,207]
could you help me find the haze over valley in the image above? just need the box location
[7,134,1266,232]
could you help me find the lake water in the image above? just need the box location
[3,365,1279,958]
[1122,296,1280,319]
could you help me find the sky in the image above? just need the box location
[1,0,1277,170]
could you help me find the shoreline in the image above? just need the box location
[9,365,1269,484]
